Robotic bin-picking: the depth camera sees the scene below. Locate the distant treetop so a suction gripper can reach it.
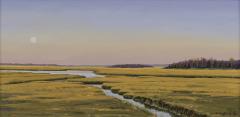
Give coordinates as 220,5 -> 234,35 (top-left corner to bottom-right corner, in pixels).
166,58 -> 240,69
110,64 -> 153,68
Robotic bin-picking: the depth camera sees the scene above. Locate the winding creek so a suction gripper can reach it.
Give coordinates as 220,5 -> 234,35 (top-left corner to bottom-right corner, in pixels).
1,70 -> 171,117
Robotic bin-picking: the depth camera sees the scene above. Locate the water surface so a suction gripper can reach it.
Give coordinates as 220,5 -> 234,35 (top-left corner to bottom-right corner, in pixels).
1,70 -> 103,78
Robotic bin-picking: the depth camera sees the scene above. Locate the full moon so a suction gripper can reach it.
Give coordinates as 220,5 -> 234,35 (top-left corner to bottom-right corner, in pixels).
30,37 -> 37,44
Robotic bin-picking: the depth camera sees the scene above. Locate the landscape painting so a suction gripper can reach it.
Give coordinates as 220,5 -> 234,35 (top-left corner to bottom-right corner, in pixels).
0,0 -> 239,117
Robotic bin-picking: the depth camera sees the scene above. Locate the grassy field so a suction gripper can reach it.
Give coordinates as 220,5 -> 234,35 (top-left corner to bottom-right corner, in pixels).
83,67 -> 240,78
0,72 -> 152,117
72,76 -> 240,117
1,65 -> 240,78
0,72 -> 81,84
1,65 -> 240,117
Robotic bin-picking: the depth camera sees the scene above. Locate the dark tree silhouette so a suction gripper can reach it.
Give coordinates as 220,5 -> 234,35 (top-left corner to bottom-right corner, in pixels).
110,64 -> 153,68
166,58 -> 240,69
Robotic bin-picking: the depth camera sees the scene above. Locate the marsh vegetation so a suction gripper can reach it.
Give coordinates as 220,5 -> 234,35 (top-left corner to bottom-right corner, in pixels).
75,76 -> 239,116
0,72 -> 152,117
1,65 -> 240,117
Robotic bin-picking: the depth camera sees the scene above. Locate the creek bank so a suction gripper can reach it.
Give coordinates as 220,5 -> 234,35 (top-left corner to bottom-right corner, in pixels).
90,84 -> 172,117
98,84 -> 208,117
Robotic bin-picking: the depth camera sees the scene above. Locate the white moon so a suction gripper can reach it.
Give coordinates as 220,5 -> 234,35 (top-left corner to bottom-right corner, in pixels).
30,37 -> 37,44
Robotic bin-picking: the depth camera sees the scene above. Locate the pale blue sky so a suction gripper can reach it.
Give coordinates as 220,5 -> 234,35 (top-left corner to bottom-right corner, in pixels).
1,0 -> 239,65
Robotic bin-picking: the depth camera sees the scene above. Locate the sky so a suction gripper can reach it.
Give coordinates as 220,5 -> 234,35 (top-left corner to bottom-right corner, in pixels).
1,0 -> 239,65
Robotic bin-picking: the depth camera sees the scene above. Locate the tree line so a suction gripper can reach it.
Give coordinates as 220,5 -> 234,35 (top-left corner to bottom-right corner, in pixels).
166,58 -> 240,69
110,64 -> 153,68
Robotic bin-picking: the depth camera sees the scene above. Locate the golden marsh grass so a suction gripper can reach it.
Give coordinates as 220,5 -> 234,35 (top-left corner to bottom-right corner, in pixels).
0,72 -> 152,117
73,76 -> 240,116
1,65 -> 240,78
